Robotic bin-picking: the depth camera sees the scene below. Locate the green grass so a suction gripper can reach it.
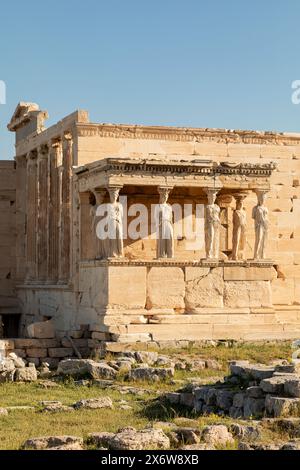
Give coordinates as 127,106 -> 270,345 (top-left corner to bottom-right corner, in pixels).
0,382 -> 149,450
0,341 -> 294,450
159,341 -> 292,366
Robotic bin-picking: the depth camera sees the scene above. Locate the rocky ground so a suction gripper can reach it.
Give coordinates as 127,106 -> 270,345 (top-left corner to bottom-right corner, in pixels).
0,341 -> 300,450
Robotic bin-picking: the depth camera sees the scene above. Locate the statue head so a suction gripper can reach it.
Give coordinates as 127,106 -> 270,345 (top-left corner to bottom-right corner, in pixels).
207,190 -> 217,205
236,200 -> 243,210
108,187 -> 120,204
256,190 -> 267,206
158,187 -> 170,204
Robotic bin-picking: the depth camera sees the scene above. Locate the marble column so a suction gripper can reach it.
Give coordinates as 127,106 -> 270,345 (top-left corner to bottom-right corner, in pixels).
37,144 -> 49,282
79,192 -> 93,260
155,186 -> 174,259
105,186 -> 124,258
232,192 -> 247,260
25,150 -> 38,282
48,140 -> 62,283
59,132 -> 72,284
204,188 -> 221,260
252,189 -> 269,260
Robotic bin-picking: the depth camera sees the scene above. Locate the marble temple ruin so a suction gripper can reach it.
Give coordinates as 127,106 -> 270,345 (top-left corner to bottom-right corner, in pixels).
1,102 -> 300,358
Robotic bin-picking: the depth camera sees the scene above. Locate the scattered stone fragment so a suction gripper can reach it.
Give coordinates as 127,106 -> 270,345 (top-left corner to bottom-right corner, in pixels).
155,356 -> 175,367
0,358 -> 15,383
22,435 -> 83,450
8,353 -> 25,368
0,408 -> 8,416
120,404 -> 132,410
6,406 -> 35,411
260,375 -> 294,395
230,423 -> 261,440
0,369 -> 15,383
108,427 -> 170,450
265,395 -> 300,417
15,366 -> 37,382
38,380 -> 60,389
87,432 -> 115,448
174,361 -> 186,371
187,359 -> 206,371
48,443 -> 84,450
38,362 -> 51,378
57,359 -> 117,380
202,425 -> 234,446
92,379 -> 114,388
135,351 -> 158,365
73,397 -> 113,410
229,361 -> 275,381
275,364 -> 297,374
129,366 -> 174,382
175,428 -> 201,445
40,401 -> 73,413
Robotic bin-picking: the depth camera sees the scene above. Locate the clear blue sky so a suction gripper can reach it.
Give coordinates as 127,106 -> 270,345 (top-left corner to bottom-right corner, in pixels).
0,0 -> 300,159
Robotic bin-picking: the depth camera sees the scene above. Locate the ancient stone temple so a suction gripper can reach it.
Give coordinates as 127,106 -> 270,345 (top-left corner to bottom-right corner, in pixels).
1,102 -> 300,350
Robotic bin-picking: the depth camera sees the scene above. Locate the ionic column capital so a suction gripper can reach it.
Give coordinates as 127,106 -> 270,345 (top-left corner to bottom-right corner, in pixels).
38,143 -> 49,158
26,149 -> 38,163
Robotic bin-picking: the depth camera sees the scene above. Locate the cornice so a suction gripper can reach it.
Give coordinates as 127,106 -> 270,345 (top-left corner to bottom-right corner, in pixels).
80,259 -> 275,268
75,158 -> 277,179
76,123 -> 300,146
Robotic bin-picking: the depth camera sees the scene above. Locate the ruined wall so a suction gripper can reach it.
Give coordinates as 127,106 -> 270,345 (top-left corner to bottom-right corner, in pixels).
0,161 -> 17,314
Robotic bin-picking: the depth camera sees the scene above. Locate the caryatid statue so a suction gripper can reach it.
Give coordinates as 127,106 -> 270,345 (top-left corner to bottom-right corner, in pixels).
232,193 -> 247,260
252,190 -> 269,260
204,189 -> 221,259
90,189 -> 106,259
155,187 -> 174,258
106,186 -> 124,258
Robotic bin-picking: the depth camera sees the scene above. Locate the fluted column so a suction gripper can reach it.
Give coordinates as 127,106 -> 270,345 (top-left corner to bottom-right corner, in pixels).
25,150 -> 38,282
79,192 -> 93,260
48,140 -> 62,283
59,132 -> 72,283
37,144 -> 49,282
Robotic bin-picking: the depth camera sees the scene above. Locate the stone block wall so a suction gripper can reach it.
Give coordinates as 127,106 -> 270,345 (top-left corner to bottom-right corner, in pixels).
0,161 -> 18,318
0,337 -> 90,368
77,127 -> 300,311
76,261 -> 300,343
